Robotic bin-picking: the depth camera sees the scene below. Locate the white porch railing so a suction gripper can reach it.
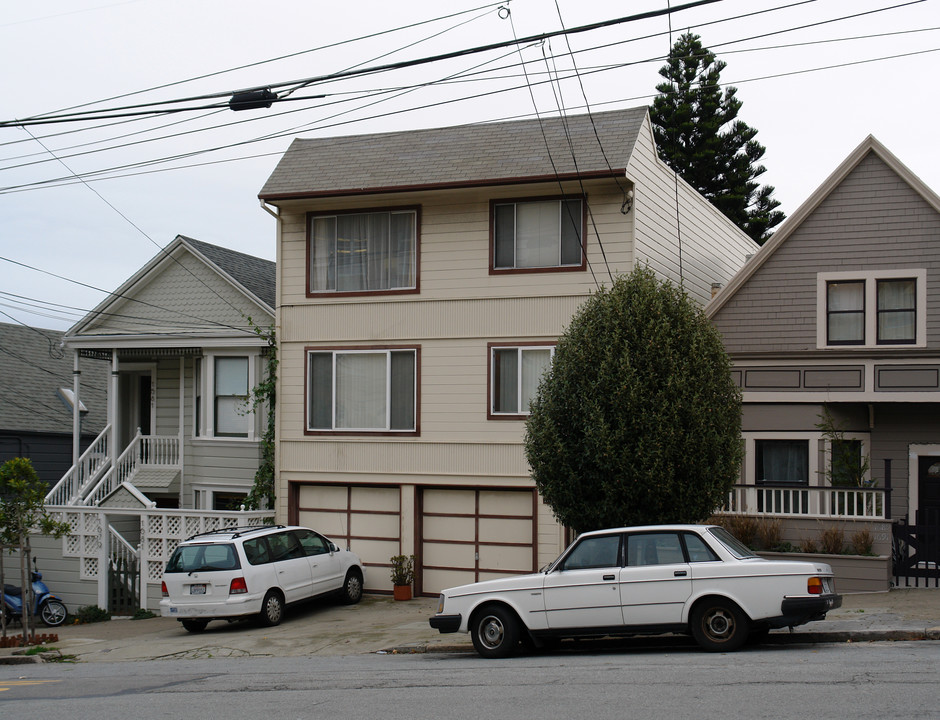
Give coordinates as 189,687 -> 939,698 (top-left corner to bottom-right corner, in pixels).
45,424 -> 112,505
84,431 -> 180,506
722,484 -> 887,520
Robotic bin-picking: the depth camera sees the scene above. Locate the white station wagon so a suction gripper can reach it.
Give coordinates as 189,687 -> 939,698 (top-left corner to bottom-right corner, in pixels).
429,524 -> 842,657
161,525 -> 364,632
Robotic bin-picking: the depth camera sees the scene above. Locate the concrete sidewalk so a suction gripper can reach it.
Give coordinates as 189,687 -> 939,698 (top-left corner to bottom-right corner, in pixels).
2,588 -> 938,664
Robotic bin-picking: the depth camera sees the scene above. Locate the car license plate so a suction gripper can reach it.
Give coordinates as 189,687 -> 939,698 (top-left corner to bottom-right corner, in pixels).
190,584 -> 207,595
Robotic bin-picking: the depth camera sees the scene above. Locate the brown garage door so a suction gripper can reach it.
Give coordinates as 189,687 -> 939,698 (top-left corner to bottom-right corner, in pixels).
294,483 -> 401,592
420,487 -> 537,595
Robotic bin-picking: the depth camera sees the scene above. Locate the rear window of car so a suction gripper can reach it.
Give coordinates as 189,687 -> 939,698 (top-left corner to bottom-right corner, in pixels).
165,543 -> 241,573
708,526 -> 758,559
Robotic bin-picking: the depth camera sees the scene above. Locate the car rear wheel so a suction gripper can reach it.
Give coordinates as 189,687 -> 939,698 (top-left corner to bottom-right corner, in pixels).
341,569 -> 363,605
470,605 -> 520,659
259,590 -> 284,627
181,619 -> 209,633
691,598 -> 749,652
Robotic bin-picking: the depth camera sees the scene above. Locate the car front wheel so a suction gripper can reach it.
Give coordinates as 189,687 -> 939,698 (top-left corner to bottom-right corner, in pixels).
470,605 -> 520,659
691,598 -> 749,652
259,590 -> 284,627
341,569 -> 363,605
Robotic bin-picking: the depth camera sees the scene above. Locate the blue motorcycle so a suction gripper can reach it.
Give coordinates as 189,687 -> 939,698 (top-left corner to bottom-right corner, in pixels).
2,564 -> 68,628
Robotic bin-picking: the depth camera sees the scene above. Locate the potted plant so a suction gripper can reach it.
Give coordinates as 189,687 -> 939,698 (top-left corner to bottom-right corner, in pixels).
390,554 -> 414,601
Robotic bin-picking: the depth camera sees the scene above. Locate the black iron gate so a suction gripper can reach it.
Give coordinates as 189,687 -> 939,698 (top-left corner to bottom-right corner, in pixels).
892,517 -> 940,588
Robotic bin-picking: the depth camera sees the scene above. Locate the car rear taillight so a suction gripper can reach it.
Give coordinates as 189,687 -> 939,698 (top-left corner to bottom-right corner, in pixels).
230,577 -> 248,594
161,581 -> 168,598
808,577 -> 823,595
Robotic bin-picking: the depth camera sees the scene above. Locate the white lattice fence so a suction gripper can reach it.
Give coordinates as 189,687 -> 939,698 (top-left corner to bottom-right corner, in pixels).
55,509 -> 103,580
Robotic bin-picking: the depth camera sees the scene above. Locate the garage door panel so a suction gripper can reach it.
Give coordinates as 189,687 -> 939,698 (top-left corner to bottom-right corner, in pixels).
298,510 -> 347,538
423,541 -> 476,568
351,486 -> 400,512
424,569 -> 475,593
423,488 -> 476,514
299,485 -> 348,510
352,538 -> 400,568
423,515 -> 475,542
478,517 -> 532,544
351,512 -> 399,539
478,490 -> 531,515
478,544 -> 533,573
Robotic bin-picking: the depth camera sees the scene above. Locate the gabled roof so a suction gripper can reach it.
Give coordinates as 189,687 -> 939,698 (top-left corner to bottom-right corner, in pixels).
0,322 -> 108,435
180,236 -> 275,309
66,235 -> 275,339
706,135 -> 940,318
259,107 -> 649,200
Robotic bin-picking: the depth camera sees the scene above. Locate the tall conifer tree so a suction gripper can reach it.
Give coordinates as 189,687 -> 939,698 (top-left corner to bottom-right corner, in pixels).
651,32 -> 784,244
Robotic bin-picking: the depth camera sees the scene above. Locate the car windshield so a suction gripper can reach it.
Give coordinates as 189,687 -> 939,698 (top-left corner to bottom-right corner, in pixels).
165,543 -> 240,573
708,526 -> 758,559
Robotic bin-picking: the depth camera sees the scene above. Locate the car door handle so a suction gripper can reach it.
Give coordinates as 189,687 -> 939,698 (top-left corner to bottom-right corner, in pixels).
674,571 -> 687,577
603,574 -> 615,581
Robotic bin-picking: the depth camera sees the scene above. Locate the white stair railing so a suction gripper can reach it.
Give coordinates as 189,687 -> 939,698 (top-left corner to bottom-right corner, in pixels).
45,424 -> 112,505
83,431 -> 180,506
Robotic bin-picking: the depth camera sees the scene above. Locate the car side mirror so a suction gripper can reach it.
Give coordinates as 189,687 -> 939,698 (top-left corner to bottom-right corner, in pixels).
329,542 -> 338,554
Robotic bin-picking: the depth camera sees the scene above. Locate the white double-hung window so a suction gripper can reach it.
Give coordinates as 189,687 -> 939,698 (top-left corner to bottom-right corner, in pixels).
492,197 -> 584,271
818,269 -> 925,348
307,348 -> 418,433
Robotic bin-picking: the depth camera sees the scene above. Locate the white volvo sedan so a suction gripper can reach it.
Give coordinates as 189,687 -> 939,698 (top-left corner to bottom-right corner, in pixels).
429,524 -> 841,657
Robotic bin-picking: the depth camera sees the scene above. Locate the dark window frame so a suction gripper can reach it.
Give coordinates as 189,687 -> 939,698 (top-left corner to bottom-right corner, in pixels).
826,279 -> 865,346
755,439 -> 810,486
876,277 -> 917,345
487,341 -> 556,420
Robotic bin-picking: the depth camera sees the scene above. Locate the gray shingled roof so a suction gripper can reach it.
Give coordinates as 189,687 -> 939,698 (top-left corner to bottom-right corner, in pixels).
180,237 -> 275,310
0,323 -> 108,435
259,107 -> 648,199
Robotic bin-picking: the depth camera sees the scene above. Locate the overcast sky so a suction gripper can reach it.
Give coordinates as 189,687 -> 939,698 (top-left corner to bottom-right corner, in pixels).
1,0 -> 937,332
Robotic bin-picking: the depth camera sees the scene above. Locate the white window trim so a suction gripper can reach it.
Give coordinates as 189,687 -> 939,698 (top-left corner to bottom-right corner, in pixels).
489,344 -> 555,417
306,348 -> 418,433
193,485 -> 250,511
744,431 -> 870,488
194,352 -> 257,441
817,269 -> 927,349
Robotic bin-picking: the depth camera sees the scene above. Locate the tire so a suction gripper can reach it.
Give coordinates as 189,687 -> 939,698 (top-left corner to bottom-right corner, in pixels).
40,600 -> 68,627
259,590 -> 284,627
690,598 -> 749,652
470,605 -> 520,659
340,569 -> 363,605
181,619 -> 209,633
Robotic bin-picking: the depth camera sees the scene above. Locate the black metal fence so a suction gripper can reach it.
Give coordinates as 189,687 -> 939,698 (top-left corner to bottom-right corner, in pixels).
892,518 -> 940,588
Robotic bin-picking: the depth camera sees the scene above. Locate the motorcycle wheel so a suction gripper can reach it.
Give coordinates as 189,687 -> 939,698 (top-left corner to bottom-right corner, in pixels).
40,600 -> 68,627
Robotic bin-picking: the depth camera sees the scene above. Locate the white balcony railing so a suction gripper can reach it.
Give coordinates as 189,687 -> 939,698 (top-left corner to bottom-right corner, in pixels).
84,431 -> 180,506
722,484 -> 887,520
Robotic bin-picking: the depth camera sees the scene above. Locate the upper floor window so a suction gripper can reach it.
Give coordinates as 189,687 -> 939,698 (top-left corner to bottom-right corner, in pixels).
307,347 -> 418,434
489,344 -> 554,418
491,197 -> 584,272
817,270 -> 925,348
308,208 -> 418,295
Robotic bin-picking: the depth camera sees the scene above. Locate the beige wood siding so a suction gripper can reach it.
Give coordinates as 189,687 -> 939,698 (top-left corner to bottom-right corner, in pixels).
627,118 -> 758,305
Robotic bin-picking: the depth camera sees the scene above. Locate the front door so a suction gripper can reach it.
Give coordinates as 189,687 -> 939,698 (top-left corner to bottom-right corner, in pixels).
118,370 -> 153,451
542,533 -> 623,630
917,456 -> 940,527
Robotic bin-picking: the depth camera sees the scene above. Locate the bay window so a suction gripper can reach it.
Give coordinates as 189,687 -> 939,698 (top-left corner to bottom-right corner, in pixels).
307,348 -> 418,433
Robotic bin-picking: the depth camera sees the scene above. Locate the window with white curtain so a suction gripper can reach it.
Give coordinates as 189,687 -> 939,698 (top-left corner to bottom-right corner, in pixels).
214,356 -> 250,437
309,209 -> 416,293
492,198 -> 583,271
490,345 -> 554,416
826,280 -> 865,344
307,348 -> 417,432
755,440 -> 808,485
877,278 -> 916,344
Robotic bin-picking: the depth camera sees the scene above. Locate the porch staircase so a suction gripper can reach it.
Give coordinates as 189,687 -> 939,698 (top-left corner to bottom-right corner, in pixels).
46,427 -> 180,508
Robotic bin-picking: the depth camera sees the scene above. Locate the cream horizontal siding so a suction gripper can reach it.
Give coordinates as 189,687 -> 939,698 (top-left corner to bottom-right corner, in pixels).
627,119 -> 758,305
